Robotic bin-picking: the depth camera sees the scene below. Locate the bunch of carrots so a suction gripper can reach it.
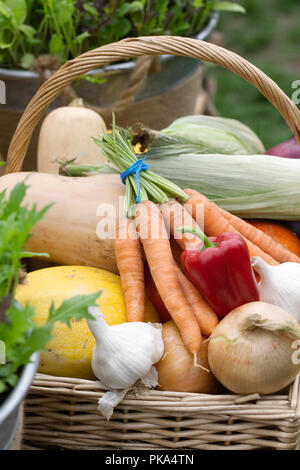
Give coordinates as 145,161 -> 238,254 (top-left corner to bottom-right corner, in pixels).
115,189 -> 300,366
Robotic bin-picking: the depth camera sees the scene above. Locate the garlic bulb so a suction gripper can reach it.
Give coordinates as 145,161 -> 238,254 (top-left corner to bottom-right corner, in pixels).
251,256 -> 300,321
87,306 -> 164,390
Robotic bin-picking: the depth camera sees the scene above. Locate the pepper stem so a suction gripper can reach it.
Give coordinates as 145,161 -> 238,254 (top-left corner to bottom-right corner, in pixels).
177,226 -> 218,249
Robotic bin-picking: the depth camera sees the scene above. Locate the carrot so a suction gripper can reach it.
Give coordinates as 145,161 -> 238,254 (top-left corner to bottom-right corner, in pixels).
160,199 -> 203,251
135,200 -> 202,360
218,208 -> 300,264
169,236 -> 183,265
185,189 -> 300,264
175,264 -> 219,336
184,189 -> 279,266
114,219 -> 145,322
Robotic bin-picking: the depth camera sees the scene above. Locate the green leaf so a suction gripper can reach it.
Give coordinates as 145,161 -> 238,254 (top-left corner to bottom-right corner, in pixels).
83,4 -> 98,17
0,178 -> 104,396
130,1 -> 144,13
155,0 -> 169,24
118,2 -> 131,17
20,52 -> 34,69
5,0 -> 27,26
0,363 -> 15,378
0,2 -> 13,19
193,0 -> 205,7
0,380 -> 6,393
213,2 -> 246,13
172,20 -> 191,35
20,251 -> 49,258
112,18 -> 131,38
77,73 -> 106,85
19,23 -> 35,39
49,34 -> 64,57
75,31 -> 90,47
47,290 -> 102,327
19,23 -> 40,47
6,373 -> 18,387
0,302 -> 35,351
22,322 -> 53,354
58,3 -> 74,25
3,180 -> 27,214
0,181 -> 51,300
0,28 -> 15,49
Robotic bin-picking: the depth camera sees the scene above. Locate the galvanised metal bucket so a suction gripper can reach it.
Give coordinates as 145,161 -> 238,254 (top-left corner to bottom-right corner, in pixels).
0,13 -> 218,170
0,353 -> 39,450
0,13 -> 218,111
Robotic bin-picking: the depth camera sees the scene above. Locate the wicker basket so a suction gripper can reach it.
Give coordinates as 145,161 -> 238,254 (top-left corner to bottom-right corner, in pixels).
22,374 -> 300,450
4,36 -> 300,450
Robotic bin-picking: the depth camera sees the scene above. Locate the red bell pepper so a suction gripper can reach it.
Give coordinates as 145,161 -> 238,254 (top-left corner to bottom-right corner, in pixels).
179,227 -> 259,319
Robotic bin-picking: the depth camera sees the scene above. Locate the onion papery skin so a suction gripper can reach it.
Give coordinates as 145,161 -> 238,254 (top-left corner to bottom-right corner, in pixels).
156,321 -> 219,393
208,302 -> 300,395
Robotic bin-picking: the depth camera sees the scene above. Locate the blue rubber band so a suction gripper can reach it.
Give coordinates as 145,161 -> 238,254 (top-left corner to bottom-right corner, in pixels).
120,158 -> 149,203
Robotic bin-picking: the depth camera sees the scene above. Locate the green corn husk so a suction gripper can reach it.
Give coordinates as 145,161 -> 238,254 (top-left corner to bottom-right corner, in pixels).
60,151 -> 300,220
133,115 -> 265,157
143,153 -> 300,220
59,114 -> 299,220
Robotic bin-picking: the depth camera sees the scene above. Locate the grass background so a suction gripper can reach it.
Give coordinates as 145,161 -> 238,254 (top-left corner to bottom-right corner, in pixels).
209,0 -> 300,149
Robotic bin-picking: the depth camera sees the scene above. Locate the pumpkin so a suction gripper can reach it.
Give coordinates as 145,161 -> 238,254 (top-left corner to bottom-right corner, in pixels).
16,266 -> 160,379
248,220 -> 300,257
0,171 -> 125,273
37,100 -> 107,174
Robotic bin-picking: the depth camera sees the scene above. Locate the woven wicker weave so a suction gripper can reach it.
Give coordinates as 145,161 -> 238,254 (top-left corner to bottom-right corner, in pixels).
4,36 -> 300,450
23,374 -> 300,450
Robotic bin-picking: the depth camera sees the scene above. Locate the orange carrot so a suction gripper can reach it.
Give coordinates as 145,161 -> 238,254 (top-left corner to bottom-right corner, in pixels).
160,199 -> 203,251
170,236 -> 183,265
185,189 -> 300,264
135,200 -> 202,359
175,264 -> 218,336
115,219 -> 145,322
218,208 -> 300,264
184,189 -> 279,266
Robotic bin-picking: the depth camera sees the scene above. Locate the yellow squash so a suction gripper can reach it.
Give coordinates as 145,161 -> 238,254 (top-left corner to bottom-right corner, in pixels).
16,266 -> 159,380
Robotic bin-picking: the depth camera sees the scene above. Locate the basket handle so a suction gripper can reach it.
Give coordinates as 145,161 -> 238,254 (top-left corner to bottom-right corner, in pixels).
5,36 -> 300,174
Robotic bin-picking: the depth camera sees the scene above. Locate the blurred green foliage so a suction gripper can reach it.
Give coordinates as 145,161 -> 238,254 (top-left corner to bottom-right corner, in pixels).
211,0 -> 300,148
0,0 -> 244,69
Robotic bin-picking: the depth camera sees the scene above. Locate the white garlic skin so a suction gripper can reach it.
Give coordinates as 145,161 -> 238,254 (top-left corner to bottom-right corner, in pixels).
251,256 -> 300,322
87,307 -> 164,390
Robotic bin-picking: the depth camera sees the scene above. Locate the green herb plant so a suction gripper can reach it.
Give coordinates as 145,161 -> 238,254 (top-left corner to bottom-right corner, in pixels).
0,0 -> 245,70
0,178 -> 100,395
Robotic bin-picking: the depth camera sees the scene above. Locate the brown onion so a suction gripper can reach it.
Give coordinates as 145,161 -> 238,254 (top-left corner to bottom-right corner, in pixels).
208,301 -> 300,395
156,321 -> 219,393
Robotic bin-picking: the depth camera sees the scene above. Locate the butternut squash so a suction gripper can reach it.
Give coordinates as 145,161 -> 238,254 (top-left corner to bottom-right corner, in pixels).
37,100 -> 107,174
0,172 -> 125,273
